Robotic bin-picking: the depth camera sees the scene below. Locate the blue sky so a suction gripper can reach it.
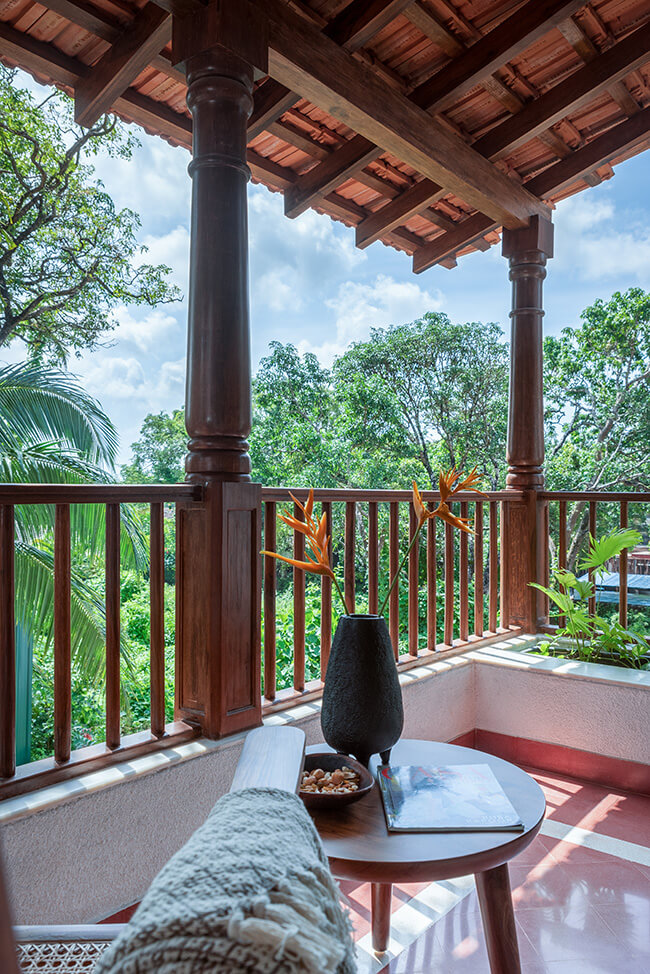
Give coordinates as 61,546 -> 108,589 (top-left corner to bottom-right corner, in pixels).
6,72 -> 650,465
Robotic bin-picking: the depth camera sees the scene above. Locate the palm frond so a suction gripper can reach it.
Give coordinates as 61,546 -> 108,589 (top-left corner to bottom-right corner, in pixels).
579,529 -> 643,572
0,361 -> 118,467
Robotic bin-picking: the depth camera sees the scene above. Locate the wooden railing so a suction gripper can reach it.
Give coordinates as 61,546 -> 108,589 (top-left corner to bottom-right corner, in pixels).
0,484 -> 202,798
4,484 -> 649,798
541,491 -> 650,629
260,488 -> 524,711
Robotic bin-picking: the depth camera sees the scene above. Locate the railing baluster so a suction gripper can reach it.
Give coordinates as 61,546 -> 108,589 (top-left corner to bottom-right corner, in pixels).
427,511 -> 437,650
444,520 -> 454,646
368,501 -> 378,615
408,503 -> 419,657
588,500 -> 597,615
293,501 -> 305,692
54,504 -> 71,763
474,500 -> 484,637
105,503 -> 121,751
263,502 -> 277,701
558,500 -> 567,627
0,505 -> 15,778
459,501 -> 469,642
389,502 -> 399,659
619,500 -> 628,629
320,501 -> 332,680
345,501 -> 356,614
489,500 -> 498,633
149,502 -> 165,738
499,500 -> 510,629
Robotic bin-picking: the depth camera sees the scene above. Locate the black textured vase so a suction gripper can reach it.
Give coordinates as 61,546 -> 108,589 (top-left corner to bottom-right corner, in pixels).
321,614 -> 404,767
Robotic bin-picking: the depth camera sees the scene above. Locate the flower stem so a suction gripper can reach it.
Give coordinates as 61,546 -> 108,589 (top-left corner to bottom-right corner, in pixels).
332,572 -> 352,616
377,520 -> 424,618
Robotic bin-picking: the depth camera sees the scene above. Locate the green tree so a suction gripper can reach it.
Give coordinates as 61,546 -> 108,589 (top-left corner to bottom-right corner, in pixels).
334,314 -> 509,488
0,361 -> 143,759
122,408 -> 187,483
0,68 -> 179,362
544,287 -> 650,564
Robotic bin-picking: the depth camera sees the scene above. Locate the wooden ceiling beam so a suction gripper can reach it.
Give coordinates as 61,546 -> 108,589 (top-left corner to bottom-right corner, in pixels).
355,177 -> 444,248
74,3 -> 171,126
413,213 -> 496,273
249,79 -> 298,139
473,21 -> 650,159
557,15 -> 640,117
406,1 -> 464,56
40,0 -> 184,81
325,0 -> 413,51
409,0 -> 585,113
285,134 -> 378,215
526,105 -> 650,197
259,0 -> 547,228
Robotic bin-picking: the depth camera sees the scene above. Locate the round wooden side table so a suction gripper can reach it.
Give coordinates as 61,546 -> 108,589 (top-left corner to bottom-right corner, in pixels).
307,739 -> 546,972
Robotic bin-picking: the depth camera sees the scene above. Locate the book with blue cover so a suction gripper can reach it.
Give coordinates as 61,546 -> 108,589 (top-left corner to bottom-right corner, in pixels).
377,763 -> 524,832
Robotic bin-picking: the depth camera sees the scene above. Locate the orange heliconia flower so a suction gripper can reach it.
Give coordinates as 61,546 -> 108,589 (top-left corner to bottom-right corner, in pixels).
261,489 -> 335,579
412,467 -> 487,534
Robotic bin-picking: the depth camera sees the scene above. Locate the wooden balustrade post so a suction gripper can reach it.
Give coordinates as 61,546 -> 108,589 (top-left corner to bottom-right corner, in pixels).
171,3 -> 267,737
501,215 -> 553,631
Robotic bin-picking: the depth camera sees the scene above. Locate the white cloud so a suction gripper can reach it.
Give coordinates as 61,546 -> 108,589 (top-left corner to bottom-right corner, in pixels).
249,187 -> 366,315
140,225 -> 190,293
298,274 -> 445,364
553,193 -> 650,281
112,307 -> 181,352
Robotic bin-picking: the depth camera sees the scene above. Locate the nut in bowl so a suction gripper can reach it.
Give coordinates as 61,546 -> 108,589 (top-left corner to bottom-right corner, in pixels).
299,753 -> 374,810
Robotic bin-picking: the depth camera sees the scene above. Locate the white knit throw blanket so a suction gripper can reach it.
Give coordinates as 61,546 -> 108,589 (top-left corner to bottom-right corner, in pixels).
95,788 -> 356,974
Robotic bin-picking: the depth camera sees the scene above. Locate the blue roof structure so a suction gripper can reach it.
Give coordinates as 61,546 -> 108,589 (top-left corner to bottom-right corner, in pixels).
578,572 -> 650,607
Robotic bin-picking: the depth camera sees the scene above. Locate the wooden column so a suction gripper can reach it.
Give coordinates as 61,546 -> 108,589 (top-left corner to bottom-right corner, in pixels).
501,215 -> 553,631
172,3 -> 267,737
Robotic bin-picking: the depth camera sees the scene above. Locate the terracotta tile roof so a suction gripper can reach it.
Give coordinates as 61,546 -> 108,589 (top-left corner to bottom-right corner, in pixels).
0,0 -> 649,269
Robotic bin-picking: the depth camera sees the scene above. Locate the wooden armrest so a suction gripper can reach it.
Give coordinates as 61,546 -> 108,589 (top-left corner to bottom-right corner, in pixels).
229,726 -> 305,794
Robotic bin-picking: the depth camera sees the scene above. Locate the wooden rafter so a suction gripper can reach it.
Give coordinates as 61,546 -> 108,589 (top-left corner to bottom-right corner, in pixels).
249,79 -> 298,139
355,178 -> 444,248
413,212 -> 496,273
258,0 -> 547,228
409,0 -> 586,113
474,20 -> 650,159
74,3 -> 171,126
281,0 -> 586,234
526,105 -> 650,197
325,0 -> 413,50
557,15 -> 640,117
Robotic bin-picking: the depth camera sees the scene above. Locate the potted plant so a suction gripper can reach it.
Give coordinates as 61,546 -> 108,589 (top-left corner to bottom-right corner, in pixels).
262,470 -> 484,765
530,528 -> 649,669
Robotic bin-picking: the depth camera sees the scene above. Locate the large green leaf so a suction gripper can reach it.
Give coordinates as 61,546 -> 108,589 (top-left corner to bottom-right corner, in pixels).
580,529 -> 643,572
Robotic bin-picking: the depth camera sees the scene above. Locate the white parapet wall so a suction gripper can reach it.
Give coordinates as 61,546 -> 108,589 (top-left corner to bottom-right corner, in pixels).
0,654 -> 475,924
1,637 -> 648,925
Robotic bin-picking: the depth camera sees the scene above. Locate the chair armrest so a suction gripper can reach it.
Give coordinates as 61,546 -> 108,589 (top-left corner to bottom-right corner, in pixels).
229,726 -> 305,794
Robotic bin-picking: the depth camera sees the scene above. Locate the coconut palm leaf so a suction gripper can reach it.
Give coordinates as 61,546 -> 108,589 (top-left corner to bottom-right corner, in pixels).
0,361 -> 118,466
16,541 -> 136,688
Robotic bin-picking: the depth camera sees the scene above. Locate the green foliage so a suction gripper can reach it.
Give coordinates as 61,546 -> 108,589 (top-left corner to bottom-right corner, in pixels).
0,67 -> 179,362
335,314 -> 509,488
122,408 -> 186,484
544,287 -> 650,494
531,529 -> 647,666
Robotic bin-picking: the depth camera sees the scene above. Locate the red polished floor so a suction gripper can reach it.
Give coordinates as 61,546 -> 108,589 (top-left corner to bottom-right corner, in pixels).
343,768 -> 650,973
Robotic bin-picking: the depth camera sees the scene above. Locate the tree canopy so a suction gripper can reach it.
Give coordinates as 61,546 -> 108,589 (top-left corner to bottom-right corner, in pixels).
123,289 -> 650,501
0,68 -> 180,362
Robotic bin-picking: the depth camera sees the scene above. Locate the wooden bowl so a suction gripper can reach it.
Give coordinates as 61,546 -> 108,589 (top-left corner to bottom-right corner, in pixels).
299,753 -> 374,810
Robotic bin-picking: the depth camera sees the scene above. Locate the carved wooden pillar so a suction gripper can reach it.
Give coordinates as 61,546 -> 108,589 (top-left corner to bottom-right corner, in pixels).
172,4 -> 268,737
500,216 -> 553,631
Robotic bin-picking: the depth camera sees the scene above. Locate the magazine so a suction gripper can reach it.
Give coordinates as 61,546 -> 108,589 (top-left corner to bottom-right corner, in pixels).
377,763 -> 524,832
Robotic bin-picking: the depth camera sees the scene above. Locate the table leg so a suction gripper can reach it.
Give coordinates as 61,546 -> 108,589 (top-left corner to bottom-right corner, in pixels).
475,863 -> 521,974
371,883 -> 392,952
